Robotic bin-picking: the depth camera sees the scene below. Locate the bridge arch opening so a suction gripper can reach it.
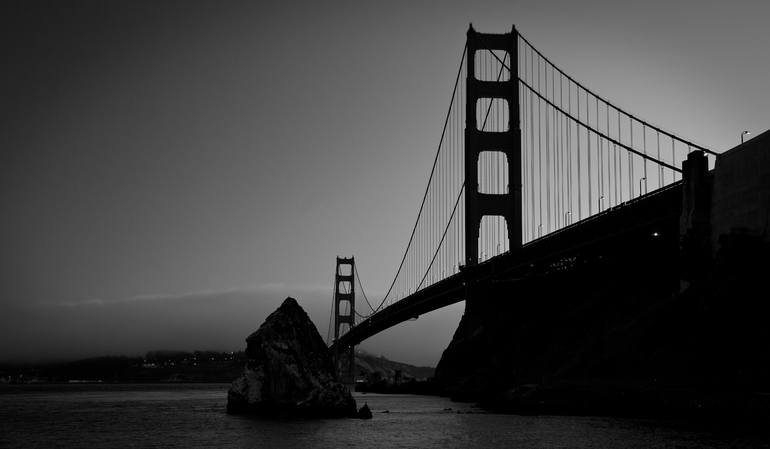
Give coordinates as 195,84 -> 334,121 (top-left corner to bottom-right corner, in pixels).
477,151 -> 509,194
335,298 -> 353,336
473,49 -> 510,82
478,215 -> 510,263
337,280 -> 352,292
475,98 -> 509,132
337,323 -> 352,337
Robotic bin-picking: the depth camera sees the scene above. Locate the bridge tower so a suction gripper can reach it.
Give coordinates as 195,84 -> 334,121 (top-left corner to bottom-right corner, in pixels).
464,25 -> 521,266
332,256 -> 356,384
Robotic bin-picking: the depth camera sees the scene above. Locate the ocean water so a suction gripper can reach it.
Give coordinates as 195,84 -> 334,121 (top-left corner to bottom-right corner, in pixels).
0,384 -> 764,448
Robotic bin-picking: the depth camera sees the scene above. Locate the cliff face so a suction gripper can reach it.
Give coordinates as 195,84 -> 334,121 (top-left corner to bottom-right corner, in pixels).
436,224 -> 679,399
436,235 -> 770,417
436,135 -> 770,420
227,297 -> 357,418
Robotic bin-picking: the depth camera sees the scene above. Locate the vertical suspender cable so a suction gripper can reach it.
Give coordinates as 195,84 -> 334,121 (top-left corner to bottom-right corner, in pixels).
576,84 -> 582,220
604,101 -> 617,205
545,64 -> 550,233
643,125 -> 648,194
529,47 -> 535,240
616,108 -> 620,204
567,80 -> 575,224
657,130 -> 662,189
586,88 -> 591,216
629,116 -> 634,199
594,97 -> 599,211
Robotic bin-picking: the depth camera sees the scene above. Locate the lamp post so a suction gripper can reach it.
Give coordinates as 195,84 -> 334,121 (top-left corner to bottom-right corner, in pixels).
741,131 -> 751,144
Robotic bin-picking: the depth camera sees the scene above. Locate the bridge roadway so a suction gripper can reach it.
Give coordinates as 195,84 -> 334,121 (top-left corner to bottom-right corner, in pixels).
331,181 -> 684,351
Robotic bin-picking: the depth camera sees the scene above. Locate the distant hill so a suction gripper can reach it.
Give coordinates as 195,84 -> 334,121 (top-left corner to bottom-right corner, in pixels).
0,349 -> 434,385
355,351 -> 434,382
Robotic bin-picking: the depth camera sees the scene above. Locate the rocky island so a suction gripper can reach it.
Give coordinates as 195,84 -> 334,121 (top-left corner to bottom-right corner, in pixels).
227,297 -> 358,418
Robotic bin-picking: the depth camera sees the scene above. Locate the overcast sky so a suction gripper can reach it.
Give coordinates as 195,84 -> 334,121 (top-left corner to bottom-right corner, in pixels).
1,0 -> 767,365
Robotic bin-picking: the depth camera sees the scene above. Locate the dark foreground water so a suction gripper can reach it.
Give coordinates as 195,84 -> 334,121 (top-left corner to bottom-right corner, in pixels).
0,384 -> 764,448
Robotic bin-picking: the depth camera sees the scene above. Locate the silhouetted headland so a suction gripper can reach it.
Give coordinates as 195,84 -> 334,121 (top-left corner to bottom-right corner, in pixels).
354,351 -> 436,394
435,131 -> 770,430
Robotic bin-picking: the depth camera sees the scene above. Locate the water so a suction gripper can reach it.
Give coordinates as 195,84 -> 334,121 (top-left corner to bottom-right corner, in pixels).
0,384 -> 763,448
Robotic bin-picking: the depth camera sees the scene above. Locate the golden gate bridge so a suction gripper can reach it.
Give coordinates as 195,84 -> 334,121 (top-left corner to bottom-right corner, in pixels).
326,25 -> 719,381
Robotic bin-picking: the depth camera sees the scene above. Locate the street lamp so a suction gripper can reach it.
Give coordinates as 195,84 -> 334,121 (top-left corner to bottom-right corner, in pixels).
741,131 -> 751,144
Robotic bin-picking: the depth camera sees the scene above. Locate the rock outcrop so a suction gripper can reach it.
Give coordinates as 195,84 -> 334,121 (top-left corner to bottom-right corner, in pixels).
227,297 -> 357,418
356,403 -> 372,419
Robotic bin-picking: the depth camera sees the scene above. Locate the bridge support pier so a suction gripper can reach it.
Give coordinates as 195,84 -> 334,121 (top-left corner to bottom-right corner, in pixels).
332,257 -> 356,386
680,151 -> 712,285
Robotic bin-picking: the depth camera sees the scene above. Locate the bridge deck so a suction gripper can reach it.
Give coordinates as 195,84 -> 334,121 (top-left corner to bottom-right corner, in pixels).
331,182 -> 683,351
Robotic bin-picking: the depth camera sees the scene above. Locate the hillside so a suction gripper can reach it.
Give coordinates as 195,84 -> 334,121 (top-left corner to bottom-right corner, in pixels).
355,351 -> 434,382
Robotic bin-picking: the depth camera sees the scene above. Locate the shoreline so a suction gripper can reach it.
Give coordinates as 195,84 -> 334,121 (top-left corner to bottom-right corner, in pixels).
4,381 -> 767,434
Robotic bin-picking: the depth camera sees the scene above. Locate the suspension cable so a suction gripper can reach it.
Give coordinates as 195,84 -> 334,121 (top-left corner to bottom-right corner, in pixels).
326,277 -> 335,344
415,50 -> 507,290
371,45 -> 468,313
519,79 -> 681,172
357,31 -> 697,324
512,32 -> 717,156
416,182 -> 464,290
353,262 -> 377,314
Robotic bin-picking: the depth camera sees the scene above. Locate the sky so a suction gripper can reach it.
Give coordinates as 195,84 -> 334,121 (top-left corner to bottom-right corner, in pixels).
1,0 -> 768,365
